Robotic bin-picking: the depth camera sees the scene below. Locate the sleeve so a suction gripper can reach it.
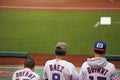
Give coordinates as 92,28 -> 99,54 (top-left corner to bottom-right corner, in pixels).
32,76 -> 41,80
111,65 -> 119,80
71,64 -> 79,80
78,63 -> 86,80
12,72 -> 17,80
43,62 -> 48,79
36,74 -> 41,80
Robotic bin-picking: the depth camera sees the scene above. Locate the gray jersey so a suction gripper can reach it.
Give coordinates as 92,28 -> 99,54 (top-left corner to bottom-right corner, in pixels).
43,59 -> 79,80
12,68 -> 40,80
79,58 -> 119,80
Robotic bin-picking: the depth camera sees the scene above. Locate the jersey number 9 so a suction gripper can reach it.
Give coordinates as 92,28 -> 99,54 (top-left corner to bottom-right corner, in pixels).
52,73 -> 60,80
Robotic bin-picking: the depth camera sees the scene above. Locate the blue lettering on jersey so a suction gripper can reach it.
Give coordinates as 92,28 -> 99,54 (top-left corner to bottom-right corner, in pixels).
16,71 -> 36,79
87,67 -> 109,76
49,64 -> 64,72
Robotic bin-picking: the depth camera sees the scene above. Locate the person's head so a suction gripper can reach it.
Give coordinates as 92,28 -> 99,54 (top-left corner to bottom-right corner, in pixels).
24,58 -> 35,70
55,42 -> 68,56
93,40 -> 106,56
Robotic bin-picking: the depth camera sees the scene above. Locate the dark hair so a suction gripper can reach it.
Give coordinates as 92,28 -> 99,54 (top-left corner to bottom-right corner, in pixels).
24,58 -> 35,69
55,47 -> 66,56
94,50 -> 105,55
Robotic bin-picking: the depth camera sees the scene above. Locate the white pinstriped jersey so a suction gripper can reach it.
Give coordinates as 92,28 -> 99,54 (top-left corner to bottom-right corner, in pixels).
43,59 -> 79,80
12,68 -> 40,80
79,58 -> 119,80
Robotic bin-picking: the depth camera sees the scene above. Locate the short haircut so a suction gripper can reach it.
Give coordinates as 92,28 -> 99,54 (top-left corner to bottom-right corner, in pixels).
24,58 -> 35,69
94,50 -> 105,55
55,46 -> 66,56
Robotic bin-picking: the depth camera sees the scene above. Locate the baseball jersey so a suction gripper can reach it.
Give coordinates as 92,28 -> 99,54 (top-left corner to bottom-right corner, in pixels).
43,59 -> 79,80
12,68 -> 40,80
79,58 -> 119,80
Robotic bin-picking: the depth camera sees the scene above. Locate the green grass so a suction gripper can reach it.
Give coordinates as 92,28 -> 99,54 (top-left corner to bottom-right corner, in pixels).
0,10 -> 120,55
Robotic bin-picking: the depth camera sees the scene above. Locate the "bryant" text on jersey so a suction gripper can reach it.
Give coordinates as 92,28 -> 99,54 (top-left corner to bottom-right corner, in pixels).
87,67 -> 109,76
16,71 -> 36,79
